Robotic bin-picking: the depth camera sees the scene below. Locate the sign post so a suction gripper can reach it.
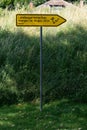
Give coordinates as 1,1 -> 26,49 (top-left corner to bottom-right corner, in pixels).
16,14 -> 66,111
40,26 -> 43,111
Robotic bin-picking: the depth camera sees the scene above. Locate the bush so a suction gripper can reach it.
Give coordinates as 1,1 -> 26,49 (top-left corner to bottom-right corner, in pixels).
32,0 -> 47,6
14,0 -> 27,6
19,84 -> 38,102
0,0 -> 49,8
0,63 -> 18,105
0,24 -> 87,105
0,0 -> 13,8
0,84 -> 18,106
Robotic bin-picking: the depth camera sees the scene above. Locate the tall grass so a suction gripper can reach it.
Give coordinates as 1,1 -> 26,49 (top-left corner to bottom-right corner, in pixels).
0,5 -> 87,104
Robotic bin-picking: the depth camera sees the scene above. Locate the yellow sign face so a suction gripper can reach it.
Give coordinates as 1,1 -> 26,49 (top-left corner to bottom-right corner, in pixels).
16,14 -> 66,27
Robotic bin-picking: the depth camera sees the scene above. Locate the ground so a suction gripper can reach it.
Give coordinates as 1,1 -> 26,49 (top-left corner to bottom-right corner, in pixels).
0,99 -> 87,130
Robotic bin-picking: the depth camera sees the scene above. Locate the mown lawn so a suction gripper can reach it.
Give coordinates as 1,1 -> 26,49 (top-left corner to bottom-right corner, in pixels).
0,100 -> 87,130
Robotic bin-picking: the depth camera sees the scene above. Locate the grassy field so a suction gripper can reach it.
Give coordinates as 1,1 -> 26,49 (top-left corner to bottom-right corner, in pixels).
0,4 -> 87,129
0,100 -> 87,130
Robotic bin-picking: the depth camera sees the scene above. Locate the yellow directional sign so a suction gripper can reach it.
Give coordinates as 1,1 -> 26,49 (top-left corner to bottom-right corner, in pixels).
16,14 -> 66,27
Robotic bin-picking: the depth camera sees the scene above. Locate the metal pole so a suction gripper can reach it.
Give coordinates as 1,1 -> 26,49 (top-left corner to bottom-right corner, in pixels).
40,26 -> 43,111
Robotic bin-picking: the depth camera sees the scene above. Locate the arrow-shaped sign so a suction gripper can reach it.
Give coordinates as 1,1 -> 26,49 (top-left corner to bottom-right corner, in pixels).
16,14 -> 66,27
16,13 -> 66,111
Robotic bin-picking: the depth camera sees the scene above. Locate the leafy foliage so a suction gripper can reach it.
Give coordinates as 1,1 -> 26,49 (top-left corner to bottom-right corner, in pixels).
0,63 -> 18,105
0,0 -> 13,8
32,0 -> 47,6
0,0 -> 48,8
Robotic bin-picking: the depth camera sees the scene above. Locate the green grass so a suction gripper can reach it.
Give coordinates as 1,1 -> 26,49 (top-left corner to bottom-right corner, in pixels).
0,6 -> 87,130
0,6 -> 87,103
0,100 -> 87,130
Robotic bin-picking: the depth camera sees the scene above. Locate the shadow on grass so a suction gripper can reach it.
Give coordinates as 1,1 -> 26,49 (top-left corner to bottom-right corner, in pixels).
0,24 -> 87,105
43,25 -> 87,103
0,100 -> 87,130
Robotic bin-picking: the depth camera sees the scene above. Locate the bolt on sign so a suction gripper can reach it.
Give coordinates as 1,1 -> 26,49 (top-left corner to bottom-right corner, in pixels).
16,14 -> 66,27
